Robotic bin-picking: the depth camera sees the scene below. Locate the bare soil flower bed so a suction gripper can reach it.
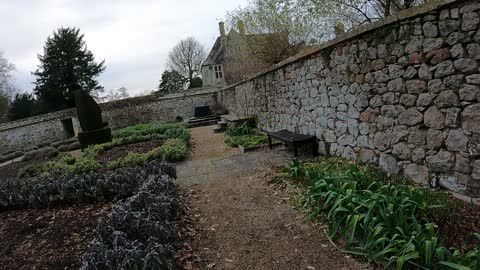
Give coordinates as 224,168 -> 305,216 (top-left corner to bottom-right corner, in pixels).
0,202 -> 113,270
0,159 -> 43,180
95,139 -> 163,165
428,198 -> 480,249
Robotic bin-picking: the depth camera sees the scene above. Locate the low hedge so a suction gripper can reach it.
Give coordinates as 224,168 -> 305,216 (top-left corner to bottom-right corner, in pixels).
107,139 -> 187,170
31,122 -> 190,178
45,154 -> 102,175
0,160 -> 175,210
113,122 -> 189,142
84,122 -> 190,159
81,166 -> 178,270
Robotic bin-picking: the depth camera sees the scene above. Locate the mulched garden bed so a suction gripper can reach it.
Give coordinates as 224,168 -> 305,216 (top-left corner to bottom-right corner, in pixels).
428,197 -> 480,250
0,159 -> 44,180
95,139 -> 163,165
0,202 -> 113,270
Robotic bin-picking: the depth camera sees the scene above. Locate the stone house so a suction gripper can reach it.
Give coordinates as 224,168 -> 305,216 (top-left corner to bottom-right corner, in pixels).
201,22 -> 271,87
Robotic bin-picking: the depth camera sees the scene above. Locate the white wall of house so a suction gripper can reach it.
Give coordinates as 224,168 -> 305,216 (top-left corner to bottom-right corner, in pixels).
202,64 -> 225,87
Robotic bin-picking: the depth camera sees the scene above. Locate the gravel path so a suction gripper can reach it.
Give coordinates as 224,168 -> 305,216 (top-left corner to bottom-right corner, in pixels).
175,125 -> 368,270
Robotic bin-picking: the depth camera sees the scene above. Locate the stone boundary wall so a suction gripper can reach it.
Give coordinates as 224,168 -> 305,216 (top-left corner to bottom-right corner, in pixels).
1,89 -> 218,153
218,0 -> 480,197
0,109 -> 77,153
100,87 -> 218,129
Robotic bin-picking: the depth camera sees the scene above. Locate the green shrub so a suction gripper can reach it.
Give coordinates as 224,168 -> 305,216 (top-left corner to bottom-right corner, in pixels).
225,122 -> 253,136
160,138 -> 187,162
107,138 -> 187,169
113,122 -> 188,139
45,154 -> 101,175
225,133 -> 268,148
40,122 -> 190,175
224,122 -> 269,148
84,122 -> 189,159
107,152 -> 149,170
283,158 -> 480,269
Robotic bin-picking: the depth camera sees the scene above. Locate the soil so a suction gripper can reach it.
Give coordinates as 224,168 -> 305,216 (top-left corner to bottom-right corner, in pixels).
175,126 -> 367,270
95,140 -> 163,165
0,159 -> 44,180
0,202 -> 113,270
187,126 -> 239,161
429,198 -> 480,249
176,171 -> 368,270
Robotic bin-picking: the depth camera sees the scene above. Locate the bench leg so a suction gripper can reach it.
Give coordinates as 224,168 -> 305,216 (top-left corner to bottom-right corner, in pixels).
313,139 -> 319,156
294,143 -> 298,157
268,135 -> 272,150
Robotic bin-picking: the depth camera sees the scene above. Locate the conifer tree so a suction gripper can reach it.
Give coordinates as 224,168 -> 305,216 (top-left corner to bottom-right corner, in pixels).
33,27 -> 105,112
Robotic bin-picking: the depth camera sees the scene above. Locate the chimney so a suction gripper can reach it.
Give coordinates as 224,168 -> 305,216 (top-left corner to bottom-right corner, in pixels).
237,20 -> 245,36
219,22 -> 226,37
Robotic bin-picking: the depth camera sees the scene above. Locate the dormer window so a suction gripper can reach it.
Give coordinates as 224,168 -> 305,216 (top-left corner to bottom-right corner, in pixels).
214,65 -> 223,79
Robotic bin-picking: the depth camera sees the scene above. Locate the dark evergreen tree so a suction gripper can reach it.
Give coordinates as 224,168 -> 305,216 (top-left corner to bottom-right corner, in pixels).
33,27 -> 105,112
188,77 -> 203,89
157,70 -> 186,95
8,93 -> 38,121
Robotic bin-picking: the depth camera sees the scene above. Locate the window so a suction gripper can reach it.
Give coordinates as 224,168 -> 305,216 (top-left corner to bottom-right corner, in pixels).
214,65 -> 223,79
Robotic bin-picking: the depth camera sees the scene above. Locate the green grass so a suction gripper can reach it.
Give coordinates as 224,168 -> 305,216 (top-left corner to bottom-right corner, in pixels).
280,158 -> 480,270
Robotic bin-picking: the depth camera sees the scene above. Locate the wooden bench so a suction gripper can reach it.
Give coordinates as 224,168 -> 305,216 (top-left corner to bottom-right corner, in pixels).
267,129 -> 318,157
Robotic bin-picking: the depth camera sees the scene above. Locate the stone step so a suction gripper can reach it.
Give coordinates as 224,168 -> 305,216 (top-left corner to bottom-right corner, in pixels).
187,115 -> 219,124
187,118 -> 219,128
213,124 -> 227,133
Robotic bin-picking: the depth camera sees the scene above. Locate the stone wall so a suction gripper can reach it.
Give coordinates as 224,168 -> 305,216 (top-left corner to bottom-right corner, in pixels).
218,0 -> 480,197
100,88 -> 218,129
0,109 -> 77,153
0,89 -> 218,153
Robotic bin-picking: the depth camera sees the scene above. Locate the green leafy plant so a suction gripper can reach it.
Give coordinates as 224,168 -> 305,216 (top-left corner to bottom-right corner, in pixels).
107,138 -> 188,170
45,154 -> 102,175
224,122 -> 269,148
224,134 -> 268,148
285,157 -> 304,178
283,158 -> 480,269
160,138 -> 188,162
225,122 -> 253,136
112,122 -> 189,142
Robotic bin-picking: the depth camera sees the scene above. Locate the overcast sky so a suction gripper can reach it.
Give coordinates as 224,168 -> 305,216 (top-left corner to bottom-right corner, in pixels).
0,0 -> 247,96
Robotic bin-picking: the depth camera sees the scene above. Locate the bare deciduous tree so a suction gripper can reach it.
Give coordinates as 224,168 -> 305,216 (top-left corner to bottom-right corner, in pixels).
168,37 -> 206,86
97,87 -> 130,102
0,51 -> 16,121
310,0 -> 429,30
226,0 -> 327,66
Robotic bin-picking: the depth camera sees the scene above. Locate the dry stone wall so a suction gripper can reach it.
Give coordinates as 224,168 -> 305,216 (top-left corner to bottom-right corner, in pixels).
219,0 -> 480,197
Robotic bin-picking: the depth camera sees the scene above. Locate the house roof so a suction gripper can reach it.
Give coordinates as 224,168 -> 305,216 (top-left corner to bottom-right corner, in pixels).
202,37 -> 225,66
202,30 -> 281,67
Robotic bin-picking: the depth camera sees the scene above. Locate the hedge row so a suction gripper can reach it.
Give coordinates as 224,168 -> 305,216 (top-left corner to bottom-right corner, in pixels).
81,167 -> 178,269
0,161 -> 176,210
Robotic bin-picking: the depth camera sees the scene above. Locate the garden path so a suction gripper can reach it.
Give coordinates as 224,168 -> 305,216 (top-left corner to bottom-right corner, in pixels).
175,125 -> 368,270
